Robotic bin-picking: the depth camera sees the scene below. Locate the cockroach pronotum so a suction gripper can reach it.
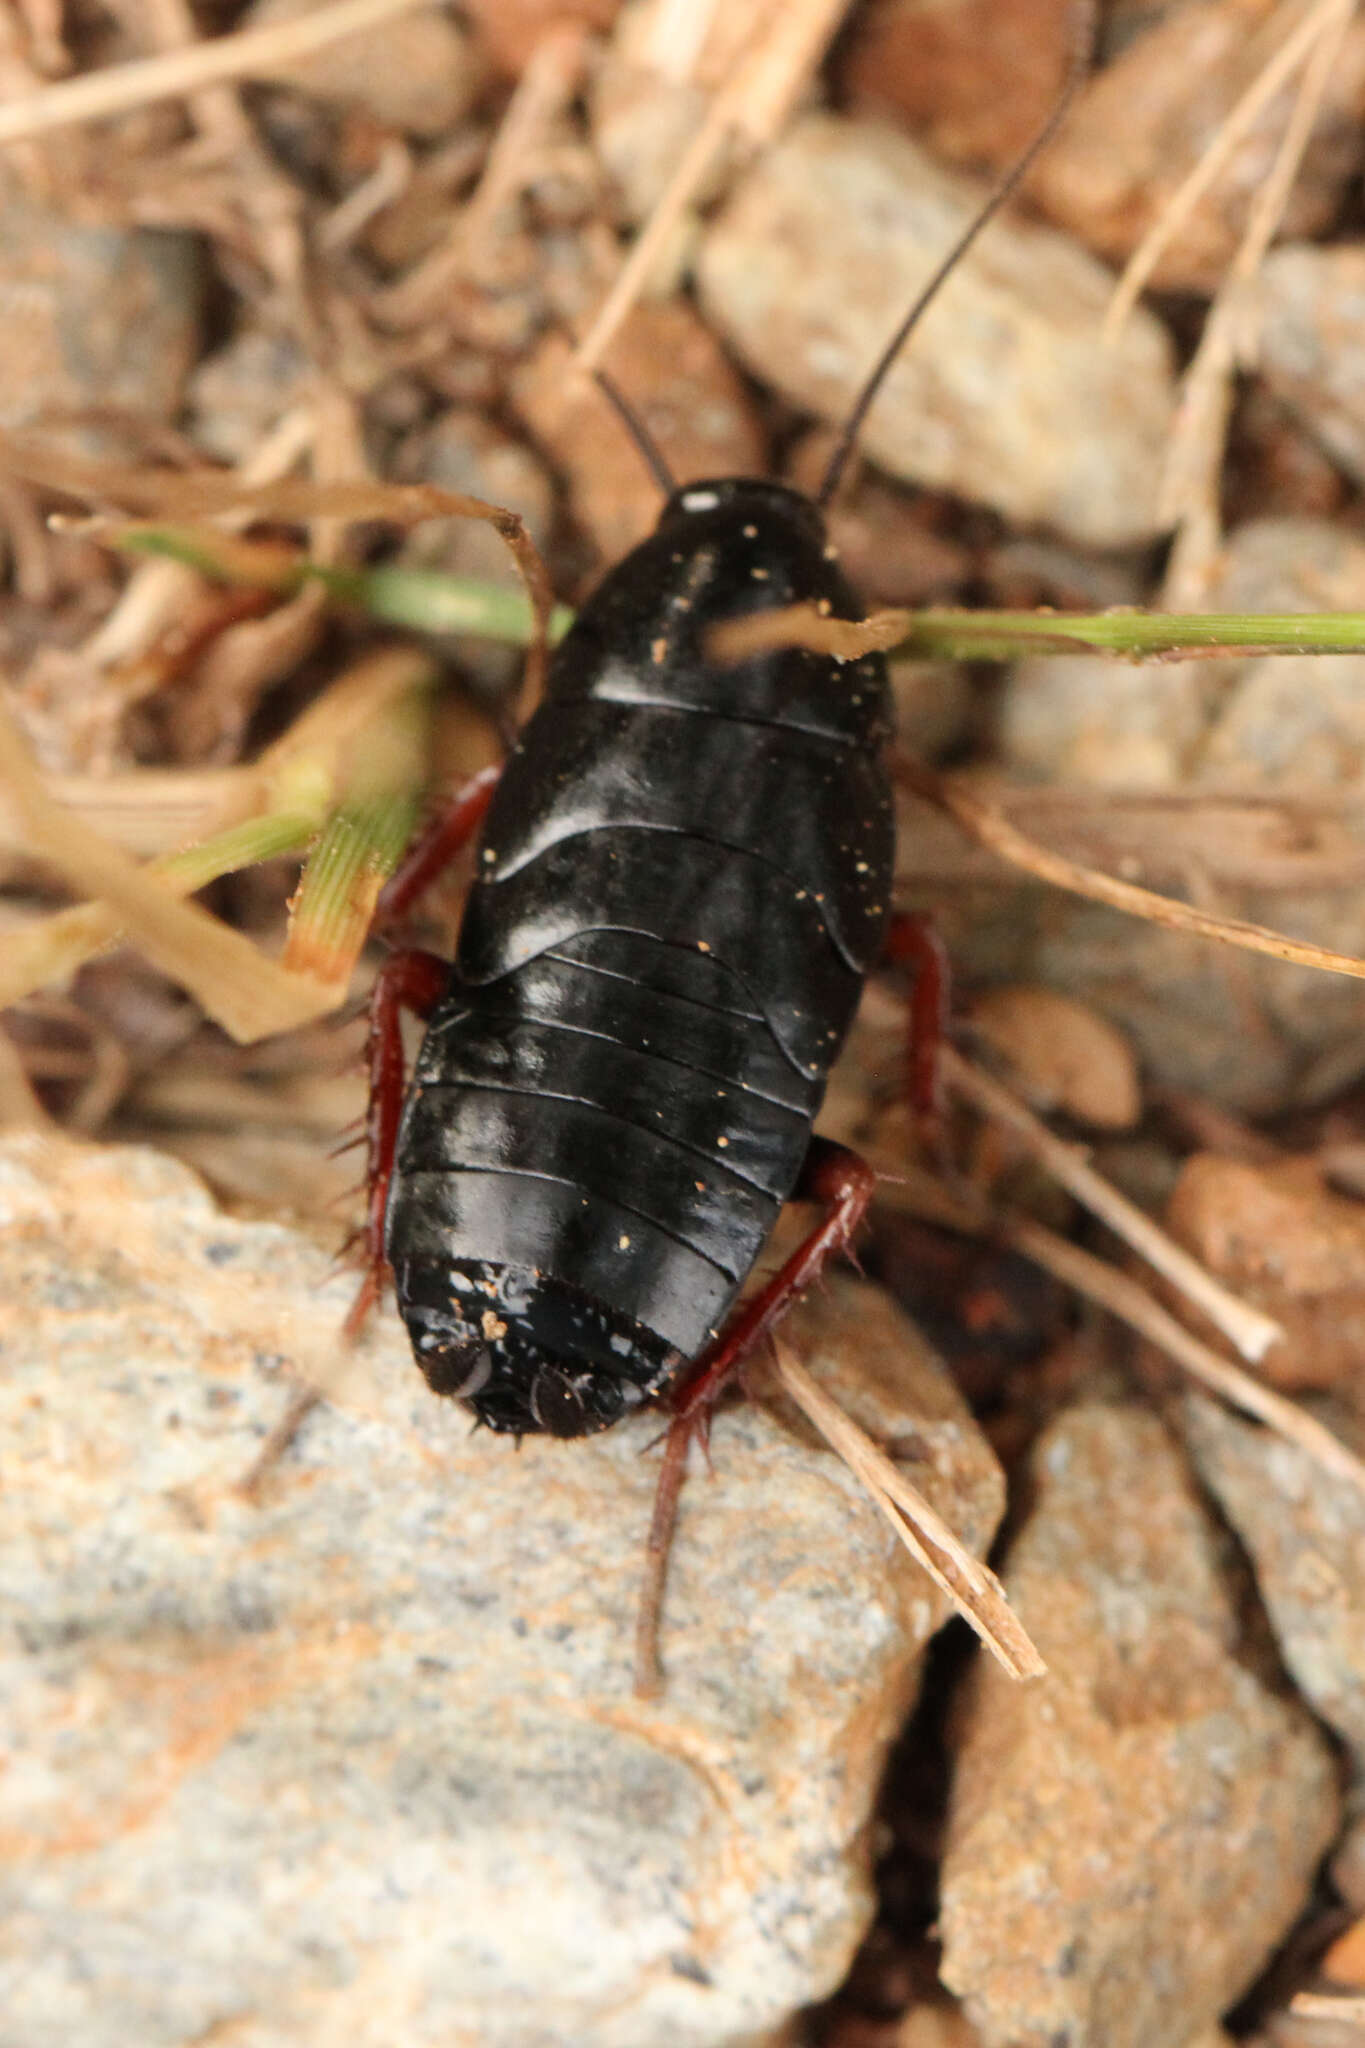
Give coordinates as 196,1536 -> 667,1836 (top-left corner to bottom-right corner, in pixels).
348,56 -> 1087,1675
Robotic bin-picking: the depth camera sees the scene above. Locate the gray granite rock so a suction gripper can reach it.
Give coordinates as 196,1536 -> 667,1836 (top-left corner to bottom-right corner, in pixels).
244,0 -> 486,134
187,327 -> 310,466
696,114 -> 1176,548
1182,1392 -> 1365,1772
0,1135 -> 1004,2048
1256,243 -> 1365,490
940,1402 -> 1339,2048
0,187 -> 202,432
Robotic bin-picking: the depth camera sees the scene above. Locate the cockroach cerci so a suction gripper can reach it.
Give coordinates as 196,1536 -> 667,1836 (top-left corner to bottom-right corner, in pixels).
348,73 -> 1084,1522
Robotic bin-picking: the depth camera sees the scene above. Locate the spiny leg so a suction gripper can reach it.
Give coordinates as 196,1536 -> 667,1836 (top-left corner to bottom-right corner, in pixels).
239,947 -> 450,1498
343,946 -> 449,1340
242,768 -> 501,1493
344,760 -> 504,1337
635,1137 -> 878,1695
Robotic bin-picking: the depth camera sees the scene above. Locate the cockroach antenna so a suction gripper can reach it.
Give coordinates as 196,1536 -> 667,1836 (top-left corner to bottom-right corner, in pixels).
816,5 -> 1097,509
592,365 -> 678,497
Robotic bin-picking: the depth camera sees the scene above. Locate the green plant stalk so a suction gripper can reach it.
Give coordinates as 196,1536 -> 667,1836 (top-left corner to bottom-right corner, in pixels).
160,810 -> 321,888
894,608 -> 1365,662
118,528 -> 574,646
117,528 -> 1365,661
0,811 -> 322,1012
342,563 -> 576,645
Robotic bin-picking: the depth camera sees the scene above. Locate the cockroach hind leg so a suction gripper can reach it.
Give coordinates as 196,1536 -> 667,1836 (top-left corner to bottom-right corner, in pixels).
633,1141 -> 877,1694
635,1403 -> 696,1698
674,1138 -> 877,1427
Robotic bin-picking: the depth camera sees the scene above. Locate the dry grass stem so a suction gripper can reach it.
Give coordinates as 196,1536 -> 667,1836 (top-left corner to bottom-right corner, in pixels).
1104,0 -> 1353,338
317,137 -> 412,255
1004,1214 -> 1365,1498
941,1043 -> 1284,1364
643,0 -> 724,77
0,436 -> 545,577
571,84 -> 740,379
0,698 -> 340,1039
0,0 -> 438,143
235,1386 -> 324,1502
1,436 -> 554,710
1159,0 -> 1352,602
0,815 -> 316,1013
0,641 -> 445,1027
724,0 -> 856,147
1289,1993 -> 1365,2023
136,0 -> 257,152
913,764 -> 1365,988
37,767 -> 252,854
1225,0 -> 1351,292
572,0 -> 849,376
896,784 -> 1365,896
461,25 -> 587,253
768,1338 -> 1046,1680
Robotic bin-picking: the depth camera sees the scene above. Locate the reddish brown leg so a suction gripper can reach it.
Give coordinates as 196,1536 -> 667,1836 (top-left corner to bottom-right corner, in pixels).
885,910 -> 951,1120
675,1139 -> 878,1425
343,948 -> 448,1340
244,770 -> 502,1489
634,1137 -> 877,1694
343,763 -> 503,1338
376,760 -> 501,930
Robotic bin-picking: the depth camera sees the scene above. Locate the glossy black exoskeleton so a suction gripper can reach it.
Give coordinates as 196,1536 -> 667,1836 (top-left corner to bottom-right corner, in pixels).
384,477 -> 893,1437
365,60 -> 1085,1456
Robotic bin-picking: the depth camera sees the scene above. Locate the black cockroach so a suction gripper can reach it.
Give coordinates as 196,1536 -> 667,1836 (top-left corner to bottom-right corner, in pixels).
348,59 -> 1086,1661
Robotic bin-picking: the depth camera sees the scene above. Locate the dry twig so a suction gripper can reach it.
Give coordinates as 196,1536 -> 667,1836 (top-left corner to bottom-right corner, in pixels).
1001,1215 -> 1365,1497
1289,1994 -> 1365,2024
0,435 -> 555,711
0,0 -> 438,142
1104,0 -> 1354,339
862,1138 -> 1365,1502
572,0 -> 851,375
941,1044 -> 1284,1364
768,1338 -> 1046,1680
905,760 -> 1365,989
1158,0 -> 1354,602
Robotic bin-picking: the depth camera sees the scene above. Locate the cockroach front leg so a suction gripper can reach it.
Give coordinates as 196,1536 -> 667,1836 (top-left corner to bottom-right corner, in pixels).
375,760 -> 500,930
241,773 -> 500,1494
635,1137 -> 878,1693
343,947 -> 449,1341
344,762 -> 502,1338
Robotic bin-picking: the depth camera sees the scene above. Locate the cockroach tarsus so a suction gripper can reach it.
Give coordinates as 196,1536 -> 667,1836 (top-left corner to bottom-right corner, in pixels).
345,62 -> 1087,1686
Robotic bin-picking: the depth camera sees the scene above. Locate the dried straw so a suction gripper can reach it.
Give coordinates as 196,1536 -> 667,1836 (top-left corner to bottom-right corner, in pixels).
768,1339 -> 1045,1680
0,0 -> 439,143
941,1045 -> 1284,1365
